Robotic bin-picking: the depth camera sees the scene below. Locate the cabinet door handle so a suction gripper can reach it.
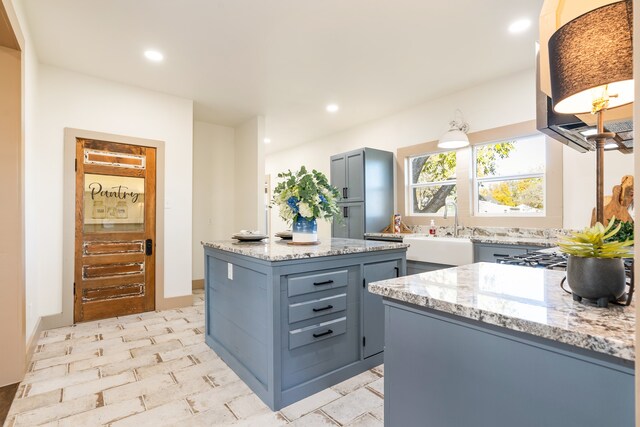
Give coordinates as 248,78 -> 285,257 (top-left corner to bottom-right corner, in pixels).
343,206 -> 349,218
145,239 -> 153,256
493,253 -> 510,258
313,279 -> 334,286
394,266 -> 400,277
313,329 -> 333,338
312,304 -> 334,312
342,187 -> 348,198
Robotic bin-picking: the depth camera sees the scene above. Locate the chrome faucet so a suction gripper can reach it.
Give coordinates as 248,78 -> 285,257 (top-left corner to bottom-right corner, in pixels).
443,201 -> 459,238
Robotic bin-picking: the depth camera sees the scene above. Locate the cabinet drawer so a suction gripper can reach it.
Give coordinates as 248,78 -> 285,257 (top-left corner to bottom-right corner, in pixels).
474,244 -> 529,263
288,293 -> 347,324
287,269 -> 348,297
289,317 -> 347,350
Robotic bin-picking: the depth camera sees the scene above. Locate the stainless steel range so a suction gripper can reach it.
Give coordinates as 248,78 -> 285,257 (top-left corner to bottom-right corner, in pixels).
496,249 -> 634,307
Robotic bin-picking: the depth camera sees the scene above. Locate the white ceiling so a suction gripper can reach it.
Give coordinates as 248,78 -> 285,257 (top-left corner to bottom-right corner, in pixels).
23,0 -> 543,153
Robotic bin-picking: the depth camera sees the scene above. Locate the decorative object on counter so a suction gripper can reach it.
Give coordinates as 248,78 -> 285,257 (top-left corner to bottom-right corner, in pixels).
274,230 -> 292,240
437,109 -> 470,149
272,166 -> 340,243
429,219 -> 436,236
381,214 -> 412,234
232,230 -> 268,241
548,0 -> 633,224
590,175 -> 634,226
558,217 -> 634,307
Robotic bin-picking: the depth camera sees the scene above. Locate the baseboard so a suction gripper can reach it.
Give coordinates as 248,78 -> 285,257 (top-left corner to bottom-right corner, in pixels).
25,317 -> 45,367
156,294 -> 193,311
40,312 -> 69,332
192,279 -> 204,290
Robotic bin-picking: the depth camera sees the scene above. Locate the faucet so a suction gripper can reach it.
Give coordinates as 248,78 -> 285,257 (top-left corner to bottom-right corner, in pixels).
443,201 -> 459,238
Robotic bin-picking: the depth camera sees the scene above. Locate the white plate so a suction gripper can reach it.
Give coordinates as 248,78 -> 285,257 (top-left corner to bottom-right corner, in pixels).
232,234 -> 268,241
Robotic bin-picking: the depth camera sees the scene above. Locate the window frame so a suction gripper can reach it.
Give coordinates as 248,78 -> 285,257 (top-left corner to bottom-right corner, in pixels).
472,134 -> 547,217
407,149 -> 457,217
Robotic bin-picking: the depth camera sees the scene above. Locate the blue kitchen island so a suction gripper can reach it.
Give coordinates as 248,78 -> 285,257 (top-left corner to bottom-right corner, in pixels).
369,262 -> 635,427
202,237 -> 407,410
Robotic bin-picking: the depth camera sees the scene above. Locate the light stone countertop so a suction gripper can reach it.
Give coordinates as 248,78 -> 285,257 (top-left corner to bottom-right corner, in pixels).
203,237 -> 408,262
369,262 -> 635,361
469,236 -> 557,247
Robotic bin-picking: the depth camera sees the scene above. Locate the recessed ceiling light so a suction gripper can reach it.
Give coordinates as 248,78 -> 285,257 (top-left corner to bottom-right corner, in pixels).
508,19 -> 531,34
264,138 -> 271,144
326,104 -> 339,113
144,50 -> 164,62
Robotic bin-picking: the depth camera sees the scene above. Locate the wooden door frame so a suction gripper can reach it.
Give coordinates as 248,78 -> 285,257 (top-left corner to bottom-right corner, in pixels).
44,128 -> 183,330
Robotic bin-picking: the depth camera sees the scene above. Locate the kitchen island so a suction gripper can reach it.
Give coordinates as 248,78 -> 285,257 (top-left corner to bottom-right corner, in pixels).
202,237 -> 407,410
369,262 -> 635,427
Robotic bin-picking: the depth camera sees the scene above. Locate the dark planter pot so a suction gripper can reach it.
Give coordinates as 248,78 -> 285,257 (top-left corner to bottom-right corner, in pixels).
566,255 -> 626,307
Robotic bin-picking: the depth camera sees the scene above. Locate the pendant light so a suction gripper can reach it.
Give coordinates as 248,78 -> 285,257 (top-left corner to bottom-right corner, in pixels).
438,109 -> 470,149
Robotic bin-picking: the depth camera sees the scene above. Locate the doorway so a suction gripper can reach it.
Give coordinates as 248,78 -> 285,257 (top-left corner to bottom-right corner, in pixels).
74,138 -> 156,322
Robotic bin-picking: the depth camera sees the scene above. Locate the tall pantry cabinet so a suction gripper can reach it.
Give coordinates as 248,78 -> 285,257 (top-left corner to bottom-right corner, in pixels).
330,148 -> 394,239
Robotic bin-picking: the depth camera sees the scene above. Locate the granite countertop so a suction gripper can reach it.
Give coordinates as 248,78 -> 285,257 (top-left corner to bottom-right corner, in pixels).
470,236 -> 557,247
369,263 -> 635,361
202,237 -> 408,262
363,232 -> 412,240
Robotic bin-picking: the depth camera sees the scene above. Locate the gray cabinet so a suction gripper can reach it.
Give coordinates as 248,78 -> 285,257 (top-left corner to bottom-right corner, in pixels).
473,243 -> 544,263
363,260 -> 400,358
331,148 -> 394,239
406,260 -> 453,276
204,245 -> 407,410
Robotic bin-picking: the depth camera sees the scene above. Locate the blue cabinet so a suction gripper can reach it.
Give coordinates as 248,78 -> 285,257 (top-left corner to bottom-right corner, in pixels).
204,245 -> 407,410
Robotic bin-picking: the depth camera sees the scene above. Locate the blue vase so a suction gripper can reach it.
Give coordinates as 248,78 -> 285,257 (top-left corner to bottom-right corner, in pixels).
292,216 -> 318,243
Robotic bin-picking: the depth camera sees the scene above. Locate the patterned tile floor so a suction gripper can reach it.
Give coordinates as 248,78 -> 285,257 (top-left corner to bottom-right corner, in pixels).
4,291 -> 384,426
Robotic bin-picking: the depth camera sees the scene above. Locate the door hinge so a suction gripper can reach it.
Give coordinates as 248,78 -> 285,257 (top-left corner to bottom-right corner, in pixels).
362,278 -> 366,288
74,158 -> 77,172
363,336 -> 366,346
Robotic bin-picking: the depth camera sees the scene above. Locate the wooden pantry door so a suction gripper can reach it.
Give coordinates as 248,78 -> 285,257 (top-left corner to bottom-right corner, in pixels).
74,138 -> 156,322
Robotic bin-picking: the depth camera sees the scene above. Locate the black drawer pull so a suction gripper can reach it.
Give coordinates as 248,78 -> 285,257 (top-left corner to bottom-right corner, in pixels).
493,253 -> 510,257
342,187 -> 348,198
313,329 -> 333,338
313,279 -> 334,286
312,305 -> 334,312
394,266 -> 400,277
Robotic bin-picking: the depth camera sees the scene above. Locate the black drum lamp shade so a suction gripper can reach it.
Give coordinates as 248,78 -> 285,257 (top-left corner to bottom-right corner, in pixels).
548,0 -> 633,115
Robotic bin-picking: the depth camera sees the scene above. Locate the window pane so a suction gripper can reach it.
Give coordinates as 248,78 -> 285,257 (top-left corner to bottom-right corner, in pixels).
477,177 -> 544,214
476,135 -> 545,178
84,174 -> 145,233
412,185 -> 456,214
411,151 -> 456,184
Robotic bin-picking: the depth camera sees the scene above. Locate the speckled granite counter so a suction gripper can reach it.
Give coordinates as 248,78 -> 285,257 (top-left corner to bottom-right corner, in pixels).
374,262 -> 635,426
470,236 -> 557,247
369,262 -> 634,361
203,237 -> 408,262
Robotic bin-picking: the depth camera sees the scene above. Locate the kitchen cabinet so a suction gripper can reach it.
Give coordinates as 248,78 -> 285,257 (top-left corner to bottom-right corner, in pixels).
363,260 -> 401,358
203,238 -> 407,410
473,242 -> 545,263
331,148 -> 394,239
406,260 -> 453,275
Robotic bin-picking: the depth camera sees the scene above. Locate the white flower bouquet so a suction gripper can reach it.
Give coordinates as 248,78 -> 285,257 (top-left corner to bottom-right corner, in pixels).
272,166 -> 341,223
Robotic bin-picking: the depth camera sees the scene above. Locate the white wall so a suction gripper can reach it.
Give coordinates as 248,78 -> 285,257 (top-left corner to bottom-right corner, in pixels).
266,68 -> 634,236
563,147 -> 634,229
11,0 -> 41,341
36,64 -> 194,315
192,121 -> 235,280
234,116 -> 266,233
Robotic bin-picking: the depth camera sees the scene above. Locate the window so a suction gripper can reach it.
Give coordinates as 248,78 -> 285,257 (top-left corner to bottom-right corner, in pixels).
473,134 -> 546,215
408,150 -> 456,215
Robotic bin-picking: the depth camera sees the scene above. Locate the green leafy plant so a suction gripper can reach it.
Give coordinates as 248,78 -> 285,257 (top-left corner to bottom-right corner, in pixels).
558,217 -> 633,258
605,219 -> 634,243
272,166 -> 341,223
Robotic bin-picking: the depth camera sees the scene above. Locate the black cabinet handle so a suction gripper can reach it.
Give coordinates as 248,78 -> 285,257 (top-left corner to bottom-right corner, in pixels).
342,187 -> 348,198
145,239 -> 153,256
312,305 -> 334,312
493,253 -> 510,257
313,329 -> 333,338
343,206 -> 349,218
313,279 -> 334,286
394,266 -> 400,277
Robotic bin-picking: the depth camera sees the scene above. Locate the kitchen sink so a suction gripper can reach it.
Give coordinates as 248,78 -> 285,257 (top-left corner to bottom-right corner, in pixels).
403,236 -> 473,266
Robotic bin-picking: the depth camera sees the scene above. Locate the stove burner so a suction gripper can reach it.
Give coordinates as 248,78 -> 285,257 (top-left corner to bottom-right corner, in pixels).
497,250 -> 634,308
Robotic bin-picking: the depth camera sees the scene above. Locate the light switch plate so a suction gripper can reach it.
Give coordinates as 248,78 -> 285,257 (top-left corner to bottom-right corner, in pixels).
227,263 -> 233,280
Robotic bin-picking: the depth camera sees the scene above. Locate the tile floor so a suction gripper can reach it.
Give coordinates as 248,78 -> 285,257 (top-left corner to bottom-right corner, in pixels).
4,290 -> 384,426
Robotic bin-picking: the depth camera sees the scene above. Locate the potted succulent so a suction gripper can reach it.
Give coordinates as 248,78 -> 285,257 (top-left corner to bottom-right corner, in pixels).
558,217 -> 633,307
272,166 -> 341,243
